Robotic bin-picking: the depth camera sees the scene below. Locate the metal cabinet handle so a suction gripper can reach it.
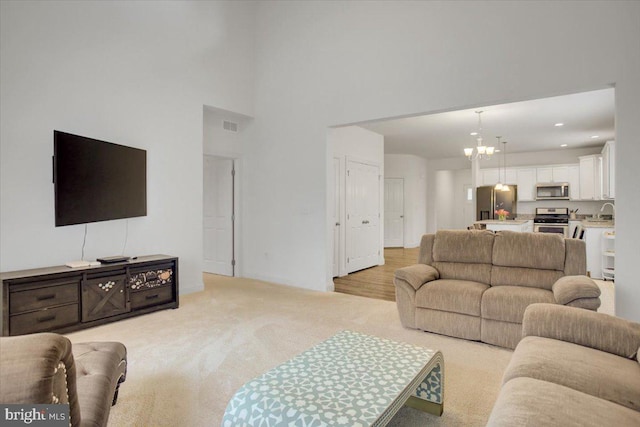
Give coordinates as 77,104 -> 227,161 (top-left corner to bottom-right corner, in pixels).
37,315 -> 56,323
335,222 -> 340,226
145,294 -> 159,300
36,294 -> 56,301
362,220 -> 370,224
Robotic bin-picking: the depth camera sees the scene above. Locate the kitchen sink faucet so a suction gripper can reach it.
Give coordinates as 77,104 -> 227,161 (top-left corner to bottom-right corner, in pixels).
600,202 -> 615,219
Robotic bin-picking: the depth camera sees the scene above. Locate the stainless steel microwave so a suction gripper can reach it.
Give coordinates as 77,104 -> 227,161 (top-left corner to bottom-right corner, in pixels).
536,183 -> 570,200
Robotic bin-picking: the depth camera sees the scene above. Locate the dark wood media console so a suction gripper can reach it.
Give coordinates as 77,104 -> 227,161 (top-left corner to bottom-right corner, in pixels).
1,255 -> 178,336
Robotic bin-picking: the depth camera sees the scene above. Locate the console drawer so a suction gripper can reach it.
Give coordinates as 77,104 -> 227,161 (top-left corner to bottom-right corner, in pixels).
130,286 -> 173,309
10,304 -> 79,336
10,281 -> 79,313
129,267 -> 174,290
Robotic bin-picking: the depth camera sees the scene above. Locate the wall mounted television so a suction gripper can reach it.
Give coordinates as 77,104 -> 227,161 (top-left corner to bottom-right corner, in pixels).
53,130 -> 147,227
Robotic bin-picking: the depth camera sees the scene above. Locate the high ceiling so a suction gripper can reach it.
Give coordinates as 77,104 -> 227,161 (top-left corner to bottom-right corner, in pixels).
360,88 -> 615,160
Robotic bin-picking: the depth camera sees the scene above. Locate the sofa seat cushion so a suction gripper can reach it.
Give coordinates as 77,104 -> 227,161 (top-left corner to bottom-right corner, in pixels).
73,342 -> 127,427
481,286 -> 555,323
487,377 -> 640,427
415,279 -> 489,316
503,336 -> 640,412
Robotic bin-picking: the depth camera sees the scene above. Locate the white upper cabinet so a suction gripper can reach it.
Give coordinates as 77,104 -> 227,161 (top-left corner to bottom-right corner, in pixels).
536,167 -> 553,183
579,155 -> 602,200
481,169 -> 500,186
601,141 -> 615,199
516,168 -> 536,201
568,165 -> 580,200
505,168 -> 517,185
551,166 -> 570,183
536,165 -> 569,183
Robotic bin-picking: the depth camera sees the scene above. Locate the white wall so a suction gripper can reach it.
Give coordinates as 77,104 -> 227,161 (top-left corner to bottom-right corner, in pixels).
326,126 -> 384,281
384,155 -> 428,247
203,106 -> 251,158
248,1 -> 640,321
2,2 -> 639,322
0,1 -> 255,294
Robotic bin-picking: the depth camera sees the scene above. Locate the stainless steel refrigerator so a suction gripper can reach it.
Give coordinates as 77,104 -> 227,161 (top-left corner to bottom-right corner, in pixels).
476,185 -> 518,220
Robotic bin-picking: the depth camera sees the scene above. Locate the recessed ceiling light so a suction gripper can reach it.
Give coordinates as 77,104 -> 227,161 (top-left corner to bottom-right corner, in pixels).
591,135 -> 599,139
560,144 -> 568,147
470,132 -> 478,136
494,149 -> 501,153
554,123 -> 564,127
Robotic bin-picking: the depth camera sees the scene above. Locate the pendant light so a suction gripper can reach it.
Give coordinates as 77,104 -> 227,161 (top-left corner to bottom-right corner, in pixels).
501,140 -> 510,192
494,136 -> 503,190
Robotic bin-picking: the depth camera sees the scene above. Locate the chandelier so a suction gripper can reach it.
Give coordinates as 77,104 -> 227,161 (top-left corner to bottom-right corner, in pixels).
464,110 -> 495,161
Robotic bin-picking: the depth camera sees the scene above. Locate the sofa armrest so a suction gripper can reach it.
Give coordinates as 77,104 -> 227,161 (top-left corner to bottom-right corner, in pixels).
394,264 -> 439,291
552,275 -> 600,305
0,333 -> 81,427
522,303 -> 640,359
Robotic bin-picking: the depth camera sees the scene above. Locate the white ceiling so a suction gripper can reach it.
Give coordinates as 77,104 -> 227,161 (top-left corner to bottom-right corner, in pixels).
359,88 -> 615,160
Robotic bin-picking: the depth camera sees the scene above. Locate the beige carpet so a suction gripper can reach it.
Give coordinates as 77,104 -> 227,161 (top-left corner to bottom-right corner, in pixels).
65,275 -> 614,426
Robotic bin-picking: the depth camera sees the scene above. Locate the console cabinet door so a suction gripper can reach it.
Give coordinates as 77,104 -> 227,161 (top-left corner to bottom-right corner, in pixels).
81,275 -> 129,322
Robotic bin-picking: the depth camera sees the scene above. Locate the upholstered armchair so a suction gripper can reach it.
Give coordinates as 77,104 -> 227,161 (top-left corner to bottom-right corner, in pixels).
0,333 -> 127,427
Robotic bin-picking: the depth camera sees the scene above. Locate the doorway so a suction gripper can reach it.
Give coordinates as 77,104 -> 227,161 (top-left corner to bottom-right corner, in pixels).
203,156 -> 235,276
384,178 -> 404,247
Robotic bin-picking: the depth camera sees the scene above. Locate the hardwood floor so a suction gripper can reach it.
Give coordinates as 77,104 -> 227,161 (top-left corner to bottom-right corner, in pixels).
333,247 -> 419,301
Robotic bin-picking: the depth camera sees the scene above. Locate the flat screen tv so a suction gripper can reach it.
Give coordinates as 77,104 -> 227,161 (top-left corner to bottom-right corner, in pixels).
54,131 -> 147,226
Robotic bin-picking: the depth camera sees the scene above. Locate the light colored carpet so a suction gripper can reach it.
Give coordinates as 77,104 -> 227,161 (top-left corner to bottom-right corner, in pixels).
66,275 -> 614,426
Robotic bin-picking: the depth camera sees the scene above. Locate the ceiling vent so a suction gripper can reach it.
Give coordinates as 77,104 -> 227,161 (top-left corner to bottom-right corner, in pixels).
223,120 -> 238,132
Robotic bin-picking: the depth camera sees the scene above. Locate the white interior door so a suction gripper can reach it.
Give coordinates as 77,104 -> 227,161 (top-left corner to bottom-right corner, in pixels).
384,178 -> 404,247
203,156 -> 234,276
333,157 -> 341,277
346,160 -> 380,273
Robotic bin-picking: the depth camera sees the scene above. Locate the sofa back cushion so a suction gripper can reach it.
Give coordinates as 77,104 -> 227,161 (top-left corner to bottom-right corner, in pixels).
491,231 -> 566,289
431,230 -> 495,284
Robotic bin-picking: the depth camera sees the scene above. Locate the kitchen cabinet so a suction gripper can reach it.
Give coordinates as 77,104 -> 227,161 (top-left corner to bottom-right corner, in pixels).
568,165 -> 580,200
536,167 -> 553,183
524,220 -> 534,233
536,165 -> 569,183
481,169 -> 500,186
579,155 -> 602,200
601,140 -> 615,199
505,168 -> 517,185
583,225 -> 614,279
516,168 -> 536,201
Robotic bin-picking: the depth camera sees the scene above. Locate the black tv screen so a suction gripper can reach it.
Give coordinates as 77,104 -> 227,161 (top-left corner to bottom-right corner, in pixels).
54,131 -> 147,226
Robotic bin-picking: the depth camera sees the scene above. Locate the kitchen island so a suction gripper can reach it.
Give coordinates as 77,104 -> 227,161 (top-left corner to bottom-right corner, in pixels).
475,219 -> 533,233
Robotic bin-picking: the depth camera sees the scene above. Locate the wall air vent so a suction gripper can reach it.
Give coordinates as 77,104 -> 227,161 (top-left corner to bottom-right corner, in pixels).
223,120 -> 238,132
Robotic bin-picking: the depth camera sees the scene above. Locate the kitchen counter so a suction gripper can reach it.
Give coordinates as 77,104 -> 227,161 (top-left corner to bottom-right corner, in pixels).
581,220 -> 615,228
475,220 -> 529,225
475,219 -> 533,233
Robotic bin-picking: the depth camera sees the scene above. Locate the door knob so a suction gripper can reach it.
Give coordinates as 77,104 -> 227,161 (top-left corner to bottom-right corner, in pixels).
335,222 -> 340,226
400,215 -> 404,218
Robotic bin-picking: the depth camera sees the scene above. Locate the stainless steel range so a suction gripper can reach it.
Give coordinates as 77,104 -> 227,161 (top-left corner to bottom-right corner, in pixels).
534,207 -> 569,237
